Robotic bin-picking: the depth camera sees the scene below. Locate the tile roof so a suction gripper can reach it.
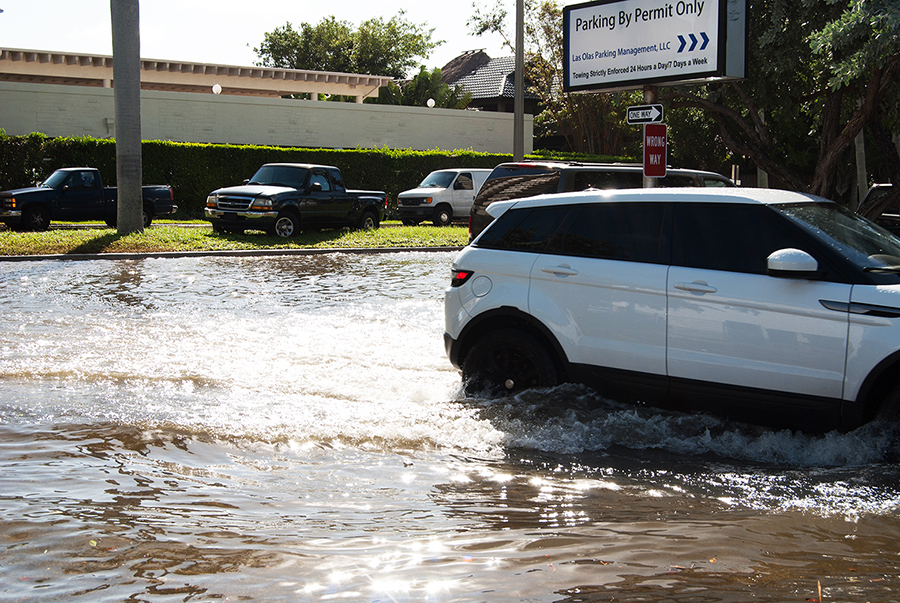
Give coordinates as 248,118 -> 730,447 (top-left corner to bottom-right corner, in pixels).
443,53 -> 539,102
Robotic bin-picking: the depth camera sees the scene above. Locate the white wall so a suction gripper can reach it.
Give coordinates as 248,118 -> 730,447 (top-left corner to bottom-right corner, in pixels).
0,82 -> 532,154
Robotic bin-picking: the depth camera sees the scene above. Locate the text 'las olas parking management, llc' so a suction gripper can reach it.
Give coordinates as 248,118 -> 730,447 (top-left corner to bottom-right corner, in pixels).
563,0 -> 725,92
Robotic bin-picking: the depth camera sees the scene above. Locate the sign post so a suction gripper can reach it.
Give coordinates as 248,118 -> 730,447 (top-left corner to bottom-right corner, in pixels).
643,123 -> 667,179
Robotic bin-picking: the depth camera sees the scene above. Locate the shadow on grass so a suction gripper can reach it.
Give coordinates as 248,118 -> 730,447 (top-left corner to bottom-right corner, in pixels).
66,232 -> 125,255
210,228 -> 355,246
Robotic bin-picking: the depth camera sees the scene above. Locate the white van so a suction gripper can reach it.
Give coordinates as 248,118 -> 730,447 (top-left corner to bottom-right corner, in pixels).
397,168 -> 492,226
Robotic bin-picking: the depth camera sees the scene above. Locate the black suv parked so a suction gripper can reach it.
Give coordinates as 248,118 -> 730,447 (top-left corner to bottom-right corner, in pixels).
468,162 -> 734,240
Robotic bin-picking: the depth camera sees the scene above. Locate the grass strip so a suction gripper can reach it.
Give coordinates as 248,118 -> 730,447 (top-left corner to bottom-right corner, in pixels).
0,225 -> 468,256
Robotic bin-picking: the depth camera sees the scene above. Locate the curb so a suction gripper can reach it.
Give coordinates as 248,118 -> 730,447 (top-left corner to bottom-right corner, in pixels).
0,246 -> 464,262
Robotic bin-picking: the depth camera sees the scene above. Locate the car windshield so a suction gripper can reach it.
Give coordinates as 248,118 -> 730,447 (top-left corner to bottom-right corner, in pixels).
775,202 -> 900,273
41,170 -> 70,188
248,165 -> 309,188
418,171 -> 456,188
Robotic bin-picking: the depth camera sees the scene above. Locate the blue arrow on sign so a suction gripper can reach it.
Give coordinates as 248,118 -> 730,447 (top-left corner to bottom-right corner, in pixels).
677,33 -> 709,53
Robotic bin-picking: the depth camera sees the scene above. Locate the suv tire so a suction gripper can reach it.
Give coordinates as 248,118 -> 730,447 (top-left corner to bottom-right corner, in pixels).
462,328 -> 558,396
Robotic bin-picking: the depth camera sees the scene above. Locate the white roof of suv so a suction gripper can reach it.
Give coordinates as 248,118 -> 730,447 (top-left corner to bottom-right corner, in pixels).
485,187 -> 824,220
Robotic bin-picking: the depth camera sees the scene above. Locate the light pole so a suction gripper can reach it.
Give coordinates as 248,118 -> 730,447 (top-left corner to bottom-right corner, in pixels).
514,0 -> 524,161
110,0 -> 143,234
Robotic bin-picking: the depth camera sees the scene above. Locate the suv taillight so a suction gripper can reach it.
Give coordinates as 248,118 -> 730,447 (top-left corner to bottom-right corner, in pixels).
451,269 -> 474,287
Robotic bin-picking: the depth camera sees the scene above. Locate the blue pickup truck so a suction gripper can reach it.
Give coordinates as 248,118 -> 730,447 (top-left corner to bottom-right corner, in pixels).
0,167 -> 177,231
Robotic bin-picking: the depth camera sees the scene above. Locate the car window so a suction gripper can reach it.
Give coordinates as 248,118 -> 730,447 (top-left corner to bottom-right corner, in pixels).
673,203 -> 803,274
475,205 -> 573,252
776,202 -> 900,273
250,165 -> 309,188
658,175 -> 697,187
310,171 -> 331,192
329,168 -> 346,191
703,177 -> 731,187
572,171 -> 642,190
558,203 -> 669,264
454,174 -> 473,190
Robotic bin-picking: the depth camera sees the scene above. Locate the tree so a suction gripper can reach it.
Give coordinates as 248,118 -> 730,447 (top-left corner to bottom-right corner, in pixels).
470,0 -> 900,200
375,67 -> 472,109
663,0 -> 900,201
254,12 -> 441,79
469,0 -> 635,156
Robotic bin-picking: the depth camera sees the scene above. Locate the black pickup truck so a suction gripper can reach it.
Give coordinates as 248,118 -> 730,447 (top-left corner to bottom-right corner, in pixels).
0,167 -> 177,231
204,163 -> 386,237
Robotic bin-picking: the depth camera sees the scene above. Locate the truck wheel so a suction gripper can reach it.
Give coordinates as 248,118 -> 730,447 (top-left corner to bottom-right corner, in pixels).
270,211 -> 299,238
22,206 -> 50,231
143,206 -> 153,228
462,328 -> 558,397
357,210 -> 379,230
433,205 -> 453,227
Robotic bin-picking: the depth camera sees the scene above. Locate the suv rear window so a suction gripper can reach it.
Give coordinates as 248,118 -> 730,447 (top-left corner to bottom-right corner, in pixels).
476,201 -> 670,264
475,205 -> 573,252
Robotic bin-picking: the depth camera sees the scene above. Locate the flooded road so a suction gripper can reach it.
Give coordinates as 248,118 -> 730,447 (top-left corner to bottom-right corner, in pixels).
1,251 -> 899,602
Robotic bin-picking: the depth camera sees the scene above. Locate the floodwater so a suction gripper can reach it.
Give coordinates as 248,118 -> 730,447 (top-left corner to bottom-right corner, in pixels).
1,251 -> 898,603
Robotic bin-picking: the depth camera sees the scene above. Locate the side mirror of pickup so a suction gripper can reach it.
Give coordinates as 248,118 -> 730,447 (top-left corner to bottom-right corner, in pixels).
308,182 -> 323,193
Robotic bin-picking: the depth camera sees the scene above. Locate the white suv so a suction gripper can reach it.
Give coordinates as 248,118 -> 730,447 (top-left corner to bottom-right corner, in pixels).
444,188 -> 900,433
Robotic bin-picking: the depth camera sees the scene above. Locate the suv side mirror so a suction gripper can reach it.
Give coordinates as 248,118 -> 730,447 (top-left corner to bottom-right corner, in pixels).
767,248 -> 825,279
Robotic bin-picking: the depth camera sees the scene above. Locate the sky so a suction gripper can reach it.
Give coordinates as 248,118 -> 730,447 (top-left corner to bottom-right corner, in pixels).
0,0 -> 509,75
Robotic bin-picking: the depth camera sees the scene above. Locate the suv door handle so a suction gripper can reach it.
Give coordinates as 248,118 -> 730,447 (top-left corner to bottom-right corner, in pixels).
674,281 -> 718,294
542,265 -> 579,276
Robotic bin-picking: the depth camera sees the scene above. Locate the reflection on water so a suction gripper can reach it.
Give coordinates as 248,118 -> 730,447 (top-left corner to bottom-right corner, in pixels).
1,252 -> 899,602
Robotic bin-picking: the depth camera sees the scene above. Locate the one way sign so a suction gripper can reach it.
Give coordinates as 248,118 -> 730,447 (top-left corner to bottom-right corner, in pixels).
627,104 -> 664,124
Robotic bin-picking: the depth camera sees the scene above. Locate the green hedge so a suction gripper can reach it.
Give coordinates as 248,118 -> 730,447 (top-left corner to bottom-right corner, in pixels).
0,134 -> 632,218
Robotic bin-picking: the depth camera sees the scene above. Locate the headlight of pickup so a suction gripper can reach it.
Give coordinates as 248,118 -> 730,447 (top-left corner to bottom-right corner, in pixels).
206,195 -> 218,208
250,197 -> 274,210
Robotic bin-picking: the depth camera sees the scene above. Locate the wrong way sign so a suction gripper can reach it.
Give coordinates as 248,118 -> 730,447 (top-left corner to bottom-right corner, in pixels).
644,123 -> 667,178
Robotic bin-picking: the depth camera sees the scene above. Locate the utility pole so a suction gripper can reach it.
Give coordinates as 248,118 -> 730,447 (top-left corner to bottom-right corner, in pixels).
110,0 -> 144,234
513,0 -> 524,161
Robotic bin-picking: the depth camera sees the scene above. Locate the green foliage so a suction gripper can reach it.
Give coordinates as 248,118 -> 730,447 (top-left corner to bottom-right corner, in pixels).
374,67 -> 472,109
0,135 -> 511,218
254,12 -> 441,79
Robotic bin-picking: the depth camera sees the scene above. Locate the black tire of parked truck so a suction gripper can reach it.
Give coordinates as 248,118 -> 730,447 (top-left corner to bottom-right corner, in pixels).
461,328 -> 559,397
269,211 -> 300,238
20,206 -> 51,231
357,209 -> 379,230
104,207 -> 153,229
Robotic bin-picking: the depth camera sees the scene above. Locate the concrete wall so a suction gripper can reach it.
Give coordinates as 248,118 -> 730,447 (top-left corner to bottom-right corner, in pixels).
0,82 -> 532,154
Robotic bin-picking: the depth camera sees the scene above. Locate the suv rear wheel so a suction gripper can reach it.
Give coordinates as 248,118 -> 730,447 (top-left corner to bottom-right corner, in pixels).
462,328 -> 558,396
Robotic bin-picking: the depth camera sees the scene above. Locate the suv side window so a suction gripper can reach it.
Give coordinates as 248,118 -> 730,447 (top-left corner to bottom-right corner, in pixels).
659,175 -> 698,187
558,202 -> 669,264
476,205 -> 573,252
673,203 -> 802,274
572,171 -> 642,190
